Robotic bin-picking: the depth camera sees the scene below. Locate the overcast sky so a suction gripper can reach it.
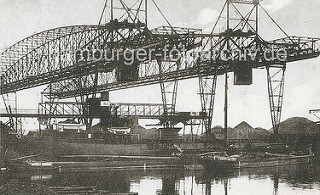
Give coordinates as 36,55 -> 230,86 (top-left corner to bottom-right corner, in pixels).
0,0 -> 319,130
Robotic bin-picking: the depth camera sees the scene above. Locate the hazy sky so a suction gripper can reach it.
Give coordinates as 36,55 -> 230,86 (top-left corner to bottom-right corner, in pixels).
0,0 -> 319,130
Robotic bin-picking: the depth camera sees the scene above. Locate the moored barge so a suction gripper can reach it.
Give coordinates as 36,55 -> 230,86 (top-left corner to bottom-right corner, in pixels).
199,152 -> 316,170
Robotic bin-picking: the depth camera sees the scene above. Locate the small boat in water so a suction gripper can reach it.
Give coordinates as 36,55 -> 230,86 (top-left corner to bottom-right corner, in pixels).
26,160 -> 53,167
199,152 -> 315,170
8,155 -> 58,172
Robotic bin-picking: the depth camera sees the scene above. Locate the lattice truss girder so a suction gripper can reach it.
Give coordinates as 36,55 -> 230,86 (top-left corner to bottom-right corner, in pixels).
1,26 -> 108,78
39,101 -> 82,116
37,101 -> 206,120
0,23 -> 201,94
43,34 -> 320,98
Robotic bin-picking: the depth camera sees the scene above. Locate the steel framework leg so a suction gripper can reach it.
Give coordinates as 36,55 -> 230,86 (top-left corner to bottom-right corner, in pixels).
74,96 -> 89,126
39,85 -> 59,130
76,63 -> 100,129
266,65 -> 286,135
198,73 -> 218,136
1,93 -> 21,136
40,84 -> 86,130
158,61 -> 179,128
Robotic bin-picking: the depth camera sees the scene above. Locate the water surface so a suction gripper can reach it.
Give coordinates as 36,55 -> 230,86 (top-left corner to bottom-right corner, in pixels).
1,163 -> 320,194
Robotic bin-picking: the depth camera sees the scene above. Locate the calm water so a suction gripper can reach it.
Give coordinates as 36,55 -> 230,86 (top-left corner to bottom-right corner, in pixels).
1,163 -> 320,195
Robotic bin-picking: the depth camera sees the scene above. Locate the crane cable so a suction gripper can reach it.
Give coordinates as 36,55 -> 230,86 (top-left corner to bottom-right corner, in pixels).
202,1 -> 228,49
150,0 -> 179,36
259,4 -> 293,43
99,0 -> 109,25
210,1 -> 227,35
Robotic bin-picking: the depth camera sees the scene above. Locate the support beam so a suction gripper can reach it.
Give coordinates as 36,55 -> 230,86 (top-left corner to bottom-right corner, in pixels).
266,65 -> 286,135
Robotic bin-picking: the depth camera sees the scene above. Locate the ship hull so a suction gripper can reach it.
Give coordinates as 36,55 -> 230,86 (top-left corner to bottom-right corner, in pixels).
8,136 -> 218,160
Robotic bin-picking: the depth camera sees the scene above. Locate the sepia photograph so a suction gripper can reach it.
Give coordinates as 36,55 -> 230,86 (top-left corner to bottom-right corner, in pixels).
0,0 -> 320,194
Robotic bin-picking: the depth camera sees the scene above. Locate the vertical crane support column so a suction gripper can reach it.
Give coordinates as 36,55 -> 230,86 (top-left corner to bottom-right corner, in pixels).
198,73 -> 218,135
158,60 -> 179,128
266,65 -> 286,135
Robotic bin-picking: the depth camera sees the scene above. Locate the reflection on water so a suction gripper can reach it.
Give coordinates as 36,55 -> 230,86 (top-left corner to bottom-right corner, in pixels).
1,163 -> 320,194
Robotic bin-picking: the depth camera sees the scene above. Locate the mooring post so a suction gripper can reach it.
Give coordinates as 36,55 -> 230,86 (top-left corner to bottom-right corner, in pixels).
0,123 -> 6,169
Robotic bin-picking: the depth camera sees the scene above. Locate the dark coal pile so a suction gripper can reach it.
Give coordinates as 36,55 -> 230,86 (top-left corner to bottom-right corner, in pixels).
0,179 -> 56,195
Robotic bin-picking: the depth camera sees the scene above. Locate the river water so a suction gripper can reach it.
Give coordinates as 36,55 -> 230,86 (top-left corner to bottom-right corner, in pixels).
1,163 -> 320,194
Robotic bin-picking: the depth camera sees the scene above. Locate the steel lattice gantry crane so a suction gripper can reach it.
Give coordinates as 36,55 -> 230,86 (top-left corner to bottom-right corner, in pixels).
1,0 -> 320,136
